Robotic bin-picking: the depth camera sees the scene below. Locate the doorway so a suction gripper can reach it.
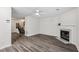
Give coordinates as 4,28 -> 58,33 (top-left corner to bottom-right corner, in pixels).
11,18 -> 25,44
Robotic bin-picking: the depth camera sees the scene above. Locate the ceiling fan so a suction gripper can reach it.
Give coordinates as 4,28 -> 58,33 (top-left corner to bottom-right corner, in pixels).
35,10 -> 40,16
33,9 -> 46,16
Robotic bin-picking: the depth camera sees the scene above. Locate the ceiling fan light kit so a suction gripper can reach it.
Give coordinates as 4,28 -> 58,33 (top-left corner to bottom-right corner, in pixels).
35,9 -> 40,16
35,12 -> 39,15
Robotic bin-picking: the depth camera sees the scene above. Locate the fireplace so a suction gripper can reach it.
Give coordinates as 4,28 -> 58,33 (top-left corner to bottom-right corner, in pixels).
60,30 -> 70,41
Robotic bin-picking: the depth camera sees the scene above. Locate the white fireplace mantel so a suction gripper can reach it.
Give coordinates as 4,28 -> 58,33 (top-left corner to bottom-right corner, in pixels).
57,25 -> 77,45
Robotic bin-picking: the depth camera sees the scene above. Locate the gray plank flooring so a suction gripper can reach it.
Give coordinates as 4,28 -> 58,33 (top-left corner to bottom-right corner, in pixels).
0,34 -> 78,52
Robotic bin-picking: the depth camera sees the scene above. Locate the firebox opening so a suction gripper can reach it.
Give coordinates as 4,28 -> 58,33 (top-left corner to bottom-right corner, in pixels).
60,30 -> 70,41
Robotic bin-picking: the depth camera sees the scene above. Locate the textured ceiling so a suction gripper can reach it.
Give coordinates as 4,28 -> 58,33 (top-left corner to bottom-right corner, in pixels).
12,7 -> 76,19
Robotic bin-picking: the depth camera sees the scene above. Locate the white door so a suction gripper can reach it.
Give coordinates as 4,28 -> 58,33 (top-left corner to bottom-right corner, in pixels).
0,7 -> 11,49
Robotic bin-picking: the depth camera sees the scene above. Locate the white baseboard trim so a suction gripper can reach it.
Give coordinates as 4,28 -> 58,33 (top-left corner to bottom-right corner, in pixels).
25,33 -> 40,36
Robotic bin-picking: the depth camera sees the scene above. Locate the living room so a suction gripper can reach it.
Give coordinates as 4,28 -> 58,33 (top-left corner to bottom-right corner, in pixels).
0,7 -> 79,52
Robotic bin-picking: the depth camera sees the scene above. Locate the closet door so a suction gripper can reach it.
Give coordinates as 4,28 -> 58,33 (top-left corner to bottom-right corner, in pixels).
0,7 -> 11,49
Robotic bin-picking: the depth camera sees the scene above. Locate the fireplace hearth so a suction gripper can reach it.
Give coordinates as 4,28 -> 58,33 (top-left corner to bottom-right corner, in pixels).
60,30 -> 70,41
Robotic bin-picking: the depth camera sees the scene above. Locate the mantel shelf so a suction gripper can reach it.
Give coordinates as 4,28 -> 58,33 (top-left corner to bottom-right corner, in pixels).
60,25 -> 76,26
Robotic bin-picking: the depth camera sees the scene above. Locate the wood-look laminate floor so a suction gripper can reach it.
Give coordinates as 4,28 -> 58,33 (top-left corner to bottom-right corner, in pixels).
0,34 -> 78,52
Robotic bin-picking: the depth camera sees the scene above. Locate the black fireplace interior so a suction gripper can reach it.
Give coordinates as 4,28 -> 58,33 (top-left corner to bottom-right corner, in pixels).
60,30 -> 69,41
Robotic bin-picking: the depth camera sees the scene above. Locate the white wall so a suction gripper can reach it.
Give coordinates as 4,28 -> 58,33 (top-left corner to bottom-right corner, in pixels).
0,7 -> 11,49
40,17 -> 59,36
25,16 -> 40,36
40,8 -> 77,36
